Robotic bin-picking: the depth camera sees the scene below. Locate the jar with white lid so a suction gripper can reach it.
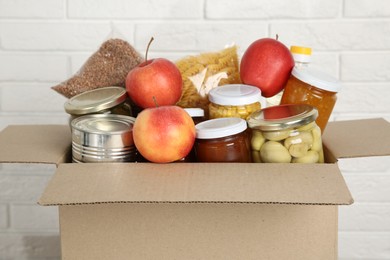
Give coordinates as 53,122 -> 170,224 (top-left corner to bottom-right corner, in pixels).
280,67 -> 341,133
194,117 -> 252,162
208,84 -> 264,120
247,104 -> 324,164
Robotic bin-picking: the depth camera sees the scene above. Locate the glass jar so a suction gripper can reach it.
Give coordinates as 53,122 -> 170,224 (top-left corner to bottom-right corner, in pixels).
64,86 -> 132,123
208,84 -> 263,120
194,117 -> 252,162
266,45 -> 312,107
247,104 -> 324,163
280,67 -> 341,133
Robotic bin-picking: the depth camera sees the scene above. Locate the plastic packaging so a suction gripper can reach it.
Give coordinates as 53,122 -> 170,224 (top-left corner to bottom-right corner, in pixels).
175,46 -> 241,114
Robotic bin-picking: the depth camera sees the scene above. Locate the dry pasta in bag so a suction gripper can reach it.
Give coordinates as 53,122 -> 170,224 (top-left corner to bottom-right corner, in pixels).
52,38 -> 143,98
176,46 -> 241,115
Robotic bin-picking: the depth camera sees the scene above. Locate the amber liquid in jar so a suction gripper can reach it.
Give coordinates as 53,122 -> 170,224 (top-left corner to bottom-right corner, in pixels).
281,75 -> 337,133
195,130 -> 252,162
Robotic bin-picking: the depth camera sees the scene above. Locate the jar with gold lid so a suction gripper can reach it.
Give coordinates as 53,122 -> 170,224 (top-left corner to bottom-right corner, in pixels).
247,104 -> 324,163
194,117 -> 252,162
208,84 -> 263,120
280,67 -> 341,133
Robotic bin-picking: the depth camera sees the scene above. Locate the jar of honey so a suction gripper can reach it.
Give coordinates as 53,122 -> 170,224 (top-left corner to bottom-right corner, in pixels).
208,84 -> 263,120
280,67 -> 341,133
247,104 -> 324,164
194,117 -> 252,162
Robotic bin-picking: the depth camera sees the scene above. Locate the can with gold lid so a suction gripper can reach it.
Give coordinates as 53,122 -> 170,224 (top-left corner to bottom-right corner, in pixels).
64,86 -> 132,122
247,104 -> 324,163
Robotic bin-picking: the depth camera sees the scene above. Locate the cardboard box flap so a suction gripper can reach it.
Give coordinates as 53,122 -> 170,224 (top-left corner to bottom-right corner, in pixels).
0,125 -> 71,165
323,118 -> 390,159
39,163 -> 353,206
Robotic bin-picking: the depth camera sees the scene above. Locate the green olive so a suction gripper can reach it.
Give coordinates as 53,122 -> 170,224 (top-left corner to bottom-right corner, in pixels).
260,141 -> 291,163
292,150 -> 319,163
284,131 -> 313,150
263,130 -> 291,141
251,130 -> 265,151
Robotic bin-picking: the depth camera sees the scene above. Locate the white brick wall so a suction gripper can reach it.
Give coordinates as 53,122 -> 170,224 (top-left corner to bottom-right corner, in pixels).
0,0 -> 389,259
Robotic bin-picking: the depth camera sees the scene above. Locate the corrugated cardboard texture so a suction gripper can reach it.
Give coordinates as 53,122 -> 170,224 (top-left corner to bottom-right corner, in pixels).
0,125 -> 70,164
39,163 -> 353,205
59,203 -> 338,260
323,118 -> 390,159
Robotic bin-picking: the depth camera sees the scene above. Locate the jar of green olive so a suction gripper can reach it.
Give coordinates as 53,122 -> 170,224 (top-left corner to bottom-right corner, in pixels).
247,104 -> 324,163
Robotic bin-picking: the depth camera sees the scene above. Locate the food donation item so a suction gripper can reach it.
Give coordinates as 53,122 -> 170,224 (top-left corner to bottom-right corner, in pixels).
133,106 -> 196,164
175,46 -> 241,114
64,86 -> 132,122
194,117 -> 252,162
52,38 -> 143,98
266,45 -> 312,107
71,114 -> 137,163
126,37 -> 183,109
240,36 -> 294,98
247,104 -> 324,163
208,84 -> 263,120
280,67 -> 341,133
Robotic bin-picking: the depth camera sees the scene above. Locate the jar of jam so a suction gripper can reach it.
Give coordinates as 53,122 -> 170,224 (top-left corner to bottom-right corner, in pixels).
247,104 -> 324,164
208,84 -> 264,120
280,67 -> 341,133
65,86 -> 132,124
194,117 -> 252,162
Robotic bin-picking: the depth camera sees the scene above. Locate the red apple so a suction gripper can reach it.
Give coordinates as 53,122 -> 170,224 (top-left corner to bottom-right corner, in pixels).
126,38 -> 183,109
133,105 -> 195,163
240,37 -> 294,98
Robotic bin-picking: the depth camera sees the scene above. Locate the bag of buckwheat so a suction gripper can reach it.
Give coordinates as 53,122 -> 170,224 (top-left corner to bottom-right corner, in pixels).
52,38 -> 143,98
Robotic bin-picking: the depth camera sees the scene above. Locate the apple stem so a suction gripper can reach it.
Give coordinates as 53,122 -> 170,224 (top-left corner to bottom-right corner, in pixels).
145,37 -> 154,61
153,96 -> 159,107
275,34 -> 279,41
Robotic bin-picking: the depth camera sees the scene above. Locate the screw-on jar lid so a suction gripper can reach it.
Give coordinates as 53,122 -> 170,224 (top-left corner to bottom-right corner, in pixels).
290,45 -> 312,63
184,108 -> 205,117
195,117 -> 247,139
292,67 -> 341,93
208,84 -> 262,106
64,86 -> 127,115
247,104 -> 318,131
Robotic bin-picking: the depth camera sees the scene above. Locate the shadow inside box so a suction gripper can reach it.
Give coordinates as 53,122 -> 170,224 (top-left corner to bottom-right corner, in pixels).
20,234 -> 61,260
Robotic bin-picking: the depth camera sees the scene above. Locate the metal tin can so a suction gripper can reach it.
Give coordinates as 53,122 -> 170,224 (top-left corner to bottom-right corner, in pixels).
64,86 -> 132,123
71,114 -> 136,163
247,104 -> 324,163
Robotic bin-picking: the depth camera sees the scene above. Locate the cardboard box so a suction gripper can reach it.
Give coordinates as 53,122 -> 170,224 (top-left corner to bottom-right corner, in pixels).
1,118 -> 390,259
